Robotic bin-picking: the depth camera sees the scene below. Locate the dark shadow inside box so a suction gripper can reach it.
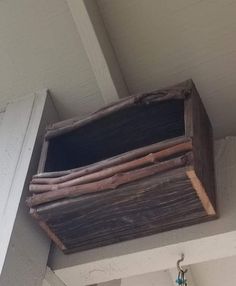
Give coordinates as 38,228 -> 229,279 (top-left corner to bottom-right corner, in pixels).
45,99 -> 185,172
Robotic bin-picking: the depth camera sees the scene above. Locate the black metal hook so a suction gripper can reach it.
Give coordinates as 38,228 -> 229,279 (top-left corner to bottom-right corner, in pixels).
176,254 -> 188,286
177,254 -> 188,274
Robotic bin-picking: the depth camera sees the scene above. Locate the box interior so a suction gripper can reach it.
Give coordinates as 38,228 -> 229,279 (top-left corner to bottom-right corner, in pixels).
45,99 -> 185,172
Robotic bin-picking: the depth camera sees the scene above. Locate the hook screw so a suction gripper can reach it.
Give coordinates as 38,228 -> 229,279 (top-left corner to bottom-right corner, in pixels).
176,254 -> 187,286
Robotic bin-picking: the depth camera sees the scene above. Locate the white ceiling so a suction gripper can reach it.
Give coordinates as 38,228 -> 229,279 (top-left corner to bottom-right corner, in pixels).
0,0 -> 104,119
190,255 -> 236,286
97,0 -> 236,138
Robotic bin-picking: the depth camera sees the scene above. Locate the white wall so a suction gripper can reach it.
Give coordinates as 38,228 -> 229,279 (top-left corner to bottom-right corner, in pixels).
0,93 -> 59,286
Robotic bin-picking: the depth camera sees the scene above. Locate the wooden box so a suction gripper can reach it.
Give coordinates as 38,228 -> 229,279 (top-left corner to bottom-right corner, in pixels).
27,79 -> 217,254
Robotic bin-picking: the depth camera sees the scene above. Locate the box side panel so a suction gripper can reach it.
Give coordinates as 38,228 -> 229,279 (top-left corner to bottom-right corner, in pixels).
191,84 -> 216,210
35,167 -> 213,253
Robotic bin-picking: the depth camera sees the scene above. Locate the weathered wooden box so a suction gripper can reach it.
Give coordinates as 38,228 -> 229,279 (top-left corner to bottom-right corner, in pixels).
27,79 -> 216,254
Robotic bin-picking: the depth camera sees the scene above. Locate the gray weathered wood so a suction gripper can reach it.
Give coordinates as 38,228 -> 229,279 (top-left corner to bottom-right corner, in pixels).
27,79 -> 216,254
27,154 -> 191,207
30,141 -> 192,192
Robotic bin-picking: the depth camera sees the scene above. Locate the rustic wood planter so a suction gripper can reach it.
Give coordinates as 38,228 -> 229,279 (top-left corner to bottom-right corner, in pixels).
27,79 -> 217,254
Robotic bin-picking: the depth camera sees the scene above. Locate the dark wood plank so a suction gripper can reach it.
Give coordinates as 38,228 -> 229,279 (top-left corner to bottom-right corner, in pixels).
28,79 -> 217,254
33,168 -> 216,253
30,141 -> 192,192
190,83 -> 216,209
45,80 -> 192,139
30,209 -> 67,251
27,153 -> 192,207
184,92 -> 193,137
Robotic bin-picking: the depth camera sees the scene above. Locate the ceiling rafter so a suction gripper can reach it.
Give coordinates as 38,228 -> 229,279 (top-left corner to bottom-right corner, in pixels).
66,0 -> 129,104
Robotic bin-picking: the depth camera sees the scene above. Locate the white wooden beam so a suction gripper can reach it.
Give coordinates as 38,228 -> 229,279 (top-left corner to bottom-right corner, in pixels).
169,266 -> 197,286
66,0 -> 129,103
0,93 -> 43,275
0,92 -> 59,285
43,267 -> 67,286
49,137 -> 236,286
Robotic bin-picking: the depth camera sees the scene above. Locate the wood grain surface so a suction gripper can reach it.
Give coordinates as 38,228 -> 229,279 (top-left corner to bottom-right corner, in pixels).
28,79 -> 217,253
32,168 -> 216,253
